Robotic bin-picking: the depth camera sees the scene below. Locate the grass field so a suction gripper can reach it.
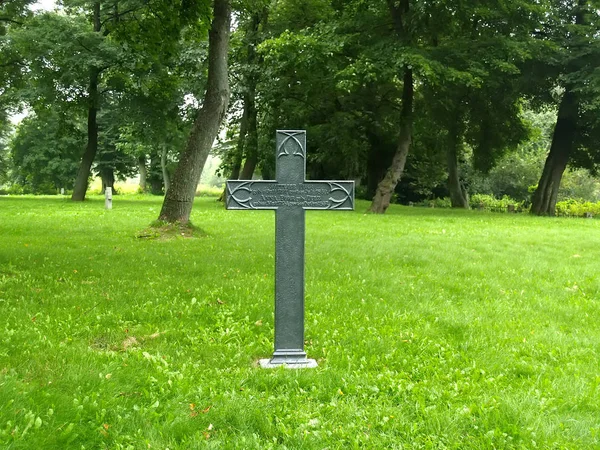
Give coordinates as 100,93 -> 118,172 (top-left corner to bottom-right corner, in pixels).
0,195 -> 599,449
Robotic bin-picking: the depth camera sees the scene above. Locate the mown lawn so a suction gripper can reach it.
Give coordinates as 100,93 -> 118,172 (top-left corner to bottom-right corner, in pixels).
0,195 -> 599,449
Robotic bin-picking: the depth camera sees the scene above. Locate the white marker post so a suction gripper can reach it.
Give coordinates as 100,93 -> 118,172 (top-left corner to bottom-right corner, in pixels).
105,187 -> 112,210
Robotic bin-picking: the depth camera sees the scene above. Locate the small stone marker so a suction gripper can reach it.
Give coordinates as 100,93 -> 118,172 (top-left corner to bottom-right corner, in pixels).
105,187 -> 112,210
226,130 -> 354,368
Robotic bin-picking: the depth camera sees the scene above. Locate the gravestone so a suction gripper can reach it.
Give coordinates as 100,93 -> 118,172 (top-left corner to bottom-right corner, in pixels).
226,130 -> 354,368
105,187 -> 112,210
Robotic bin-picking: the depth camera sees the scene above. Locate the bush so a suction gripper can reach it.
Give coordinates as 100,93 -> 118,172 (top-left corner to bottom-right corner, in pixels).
5,184 -> 24,195
413,197 -> 451,208
469,194 -> 526,212
555,199 -> 600,217
429,197 -> 452,208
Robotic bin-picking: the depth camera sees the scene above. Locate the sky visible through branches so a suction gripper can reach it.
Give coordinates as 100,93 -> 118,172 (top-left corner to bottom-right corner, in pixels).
31,0 -> 55,12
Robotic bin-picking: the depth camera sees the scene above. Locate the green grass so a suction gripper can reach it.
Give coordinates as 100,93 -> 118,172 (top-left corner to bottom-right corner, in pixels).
0,195 -> 599,449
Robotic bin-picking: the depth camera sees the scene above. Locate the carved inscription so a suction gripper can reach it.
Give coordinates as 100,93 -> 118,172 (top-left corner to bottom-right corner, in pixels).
255,184 -> 329,207
227,181 -> 354,210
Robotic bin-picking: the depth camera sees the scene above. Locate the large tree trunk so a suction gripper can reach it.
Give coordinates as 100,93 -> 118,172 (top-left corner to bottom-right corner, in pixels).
368,68 -> 413,213
158,0 -> 231,223
447,117 -> 469,208
71,2 -> 101,202
530,89 -> 578,216
138,155 -> 147,192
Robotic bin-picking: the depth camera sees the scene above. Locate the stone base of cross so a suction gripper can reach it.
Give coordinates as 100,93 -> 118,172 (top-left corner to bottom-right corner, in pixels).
226,130 -> 354,368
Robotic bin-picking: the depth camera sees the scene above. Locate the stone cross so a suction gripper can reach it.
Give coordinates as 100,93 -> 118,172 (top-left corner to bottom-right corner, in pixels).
105,187 -> 112,210
226,130 -> 354,368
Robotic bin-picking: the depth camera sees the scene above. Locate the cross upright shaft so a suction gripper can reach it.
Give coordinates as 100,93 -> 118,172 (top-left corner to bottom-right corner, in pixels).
226,130 -> 354,368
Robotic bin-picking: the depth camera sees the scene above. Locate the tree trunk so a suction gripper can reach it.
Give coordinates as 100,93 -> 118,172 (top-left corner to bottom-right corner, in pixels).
368,68 -> 413,213
365,132 -> 393,200
149,153 -> 163,195
138,155 -> 147,192
530,89 -> 578,216
261,164 -> 273,181
239,89 -> 258,179
238,12 -> 261,180
231,105 -> 248,181
71,2 -> 101,202
218,94 -> 248,202
101,168 -> 115,194
447,117 -> 469,208
161,145 -> 170,194
158,0 -> 231,223
219,10 -> 263,202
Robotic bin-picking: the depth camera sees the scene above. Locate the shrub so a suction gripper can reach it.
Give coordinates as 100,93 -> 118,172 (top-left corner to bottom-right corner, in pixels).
555,199 -> 600,217
429,197 -> 452,208
469,194 -> 525,212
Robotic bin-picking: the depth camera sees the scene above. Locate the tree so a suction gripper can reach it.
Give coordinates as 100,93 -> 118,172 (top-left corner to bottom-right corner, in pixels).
530,0 -> 600,215
158,0 -> 231,223
0,0 -> 34,125
367,0 -> 414,213
9,109 -> 83,193
0,120 -> 11,186
6,0 -> 211,200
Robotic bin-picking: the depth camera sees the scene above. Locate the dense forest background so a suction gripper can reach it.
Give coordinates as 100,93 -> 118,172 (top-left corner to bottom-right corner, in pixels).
1,0 -> 599,216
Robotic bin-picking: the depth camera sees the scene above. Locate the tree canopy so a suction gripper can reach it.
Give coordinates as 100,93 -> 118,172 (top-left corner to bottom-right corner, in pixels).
1,0 -> 599,216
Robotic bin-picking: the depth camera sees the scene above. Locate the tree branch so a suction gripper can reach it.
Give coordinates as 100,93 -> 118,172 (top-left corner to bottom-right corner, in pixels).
0,59 -> 24,68
99,5 -> 146,31
0,17 -> 24,25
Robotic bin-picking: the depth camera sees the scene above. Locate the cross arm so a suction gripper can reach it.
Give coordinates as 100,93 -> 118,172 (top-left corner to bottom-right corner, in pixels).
225,180 -> 354,211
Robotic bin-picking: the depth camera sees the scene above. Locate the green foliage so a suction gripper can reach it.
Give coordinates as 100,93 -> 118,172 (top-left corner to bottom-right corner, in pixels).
8,110 -> 83,193
2,0 -> 213,198
0,196 -> 599,447
468,149 -> 545,203
0,121 -> 12,186
415,197 -> 452,209
555,199 -> 600,217
469,194 -> 526,212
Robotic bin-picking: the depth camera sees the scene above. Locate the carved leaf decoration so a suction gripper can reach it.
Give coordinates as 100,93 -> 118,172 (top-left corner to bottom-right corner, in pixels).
227,181 -> 254,209
277,131 -> 305,159
327,183 -> 353,209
